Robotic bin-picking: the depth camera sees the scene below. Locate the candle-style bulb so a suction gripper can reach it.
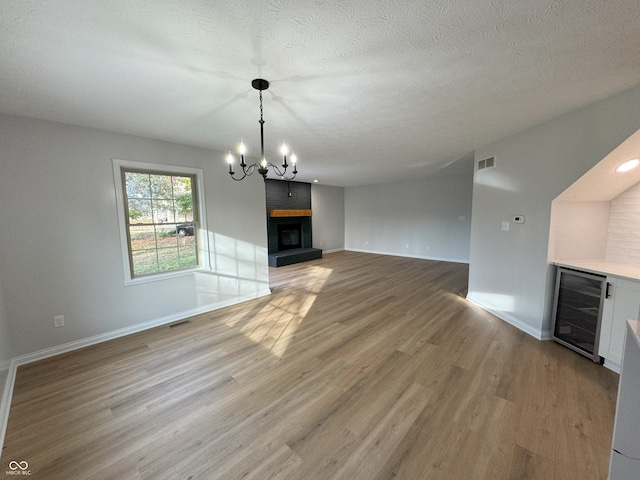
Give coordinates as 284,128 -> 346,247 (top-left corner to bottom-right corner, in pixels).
226,151 -> 234,174
238,140 -> 247,155
290,151 -> 297,164
281,142 -> 289,167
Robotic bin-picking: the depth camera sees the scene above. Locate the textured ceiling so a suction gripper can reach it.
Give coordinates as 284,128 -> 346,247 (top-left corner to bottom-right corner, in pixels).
1,0 -> 640,186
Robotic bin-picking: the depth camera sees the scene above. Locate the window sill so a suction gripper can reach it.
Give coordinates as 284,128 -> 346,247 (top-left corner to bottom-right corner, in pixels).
123,267 -> 208,287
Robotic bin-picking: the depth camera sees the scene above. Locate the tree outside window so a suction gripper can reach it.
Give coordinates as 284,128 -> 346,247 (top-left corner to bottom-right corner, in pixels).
122,169 -> 199,277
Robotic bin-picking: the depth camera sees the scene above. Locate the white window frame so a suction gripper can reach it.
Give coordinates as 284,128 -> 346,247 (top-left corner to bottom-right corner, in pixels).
113,159 -> 209,286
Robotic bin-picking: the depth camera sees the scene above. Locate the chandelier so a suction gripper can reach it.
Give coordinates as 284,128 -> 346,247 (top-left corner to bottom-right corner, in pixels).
226,79 -> 298,181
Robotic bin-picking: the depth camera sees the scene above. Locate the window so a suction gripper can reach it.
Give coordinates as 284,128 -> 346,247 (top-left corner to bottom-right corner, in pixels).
113,160 -> 207,283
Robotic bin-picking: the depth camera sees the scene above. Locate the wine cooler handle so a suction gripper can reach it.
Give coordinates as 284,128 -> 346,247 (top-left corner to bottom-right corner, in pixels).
606,282 -> 612,299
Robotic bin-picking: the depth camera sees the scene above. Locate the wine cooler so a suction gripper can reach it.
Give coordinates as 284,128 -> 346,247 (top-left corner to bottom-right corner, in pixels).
551,267 -> 606,362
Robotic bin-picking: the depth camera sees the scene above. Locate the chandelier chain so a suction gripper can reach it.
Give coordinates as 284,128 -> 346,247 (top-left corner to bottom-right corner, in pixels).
259,90 -> 264,123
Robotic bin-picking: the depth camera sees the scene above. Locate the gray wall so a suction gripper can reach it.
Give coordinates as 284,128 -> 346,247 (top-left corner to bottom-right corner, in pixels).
344,174 -> 473,263
0,114 -> 270,358
311,184 -> 345,253
468,85 -> 640,338
0,279 -> 11,369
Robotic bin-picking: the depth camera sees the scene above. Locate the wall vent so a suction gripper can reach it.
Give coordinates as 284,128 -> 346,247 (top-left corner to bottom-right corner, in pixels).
477,156 -> 495,171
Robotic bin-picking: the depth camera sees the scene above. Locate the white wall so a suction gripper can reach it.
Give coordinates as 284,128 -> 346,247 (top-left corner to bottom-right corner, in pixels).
469,85 -> 640,339
311,184 -> 345,252
548,201 -> 611,261
606,182 -> 640,265
0,114 -> 270,358
344,174 -> 473,263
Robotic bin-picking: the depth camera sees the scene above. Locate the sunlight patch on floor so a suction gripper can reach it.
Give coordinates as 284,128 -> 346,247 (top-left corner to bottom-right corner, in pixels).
225,265 -> 333,357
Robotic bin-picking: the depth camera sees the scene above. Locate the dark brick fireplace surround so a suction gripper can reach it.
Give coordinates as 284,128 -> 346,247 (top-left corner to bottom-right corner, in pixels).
265,179 -> 322,267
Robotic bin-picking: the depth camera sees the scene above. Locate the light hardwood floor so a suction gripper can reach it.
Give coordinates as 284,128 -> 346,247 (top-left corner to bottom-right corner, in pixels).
1,251 -> 618,479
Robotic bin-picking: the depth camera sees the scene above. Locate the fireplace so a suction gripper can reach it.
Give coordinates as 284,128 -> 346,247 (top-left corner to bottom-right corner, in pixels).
265,179 -> 322,267
278,223 -> 302,251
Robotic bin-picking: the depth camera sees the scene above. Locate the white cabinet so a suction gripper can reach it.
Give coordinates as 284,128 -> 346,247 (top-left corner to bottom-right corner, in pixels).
599,277 -> 640,369
609,321 -> 640,479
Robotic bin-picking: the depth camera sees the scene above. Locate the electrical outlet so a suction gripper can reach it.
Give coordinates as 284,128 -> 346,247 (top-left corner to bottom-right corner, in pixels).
53,315 -> 65,328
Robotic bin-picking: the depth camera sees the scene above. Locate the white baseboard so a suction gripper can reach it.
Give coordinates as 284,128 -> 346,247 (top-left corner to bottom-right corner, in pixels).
0,288 -> 271,453
345,248 -> 469,264
604,359 -> 621,374
540,330 -> 554,341
322,248 -> 345,255
466,294 -> 545,340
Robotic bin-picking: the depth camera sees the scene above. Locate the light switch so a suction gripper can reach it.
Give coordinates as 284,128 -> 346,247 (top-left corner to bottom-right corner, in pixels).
501,222 -> 510,231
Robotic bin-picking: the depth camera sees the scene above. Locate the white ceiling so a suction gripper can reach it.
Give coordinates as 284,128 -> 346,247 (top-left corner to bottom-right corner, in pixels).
2,0 -> 640,187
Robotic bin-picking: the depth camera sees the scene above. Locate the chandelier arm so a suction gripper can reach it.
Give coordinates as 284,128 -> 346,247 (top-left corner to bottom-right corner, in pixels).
229,162 -> 260,181
268,163 -> 287,176
268,163 -> 297,180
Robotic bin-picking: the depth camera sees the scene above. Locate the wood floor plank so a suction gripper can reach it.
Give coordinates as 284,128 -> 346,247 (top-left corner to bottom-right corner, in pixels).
0,251 -> 619,479
333,381 -> 432,480
508,444 -> 553,480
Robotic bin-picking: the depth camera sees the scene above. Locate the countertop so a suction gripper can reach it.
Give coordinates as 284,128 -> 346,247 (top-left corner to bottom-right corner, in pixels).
552,260 -> 640,282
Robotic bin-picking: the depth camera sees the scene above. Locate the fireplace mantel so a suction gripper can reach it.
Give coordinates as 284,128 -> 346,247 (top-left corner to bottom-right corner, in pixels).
269,209 -> 312,217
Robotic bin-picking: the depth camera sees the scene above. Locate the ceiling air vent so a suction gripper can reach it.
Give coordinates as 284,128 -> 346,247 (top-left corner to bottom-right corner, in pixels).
477,156 -> 495,171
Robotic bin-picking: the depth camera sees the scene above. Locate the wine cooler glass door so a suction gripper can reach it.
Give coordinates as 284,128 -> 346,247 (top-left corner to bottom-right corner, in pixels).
552,268 -> 605,362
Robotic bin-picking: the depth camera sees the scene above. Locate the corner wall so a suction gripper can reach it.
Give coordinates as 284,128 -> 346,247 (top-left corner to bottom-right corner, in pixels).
468,84 -> 640,338
344,174 -> 473,263
0,278 -> 12,438
0,279 -> 11,371
311,184 -> 345,253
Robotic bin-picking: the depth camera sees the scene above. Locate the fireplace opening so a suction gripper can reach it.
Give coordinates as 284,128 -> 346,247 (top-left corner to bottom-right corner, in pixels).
278,223 -> 302,251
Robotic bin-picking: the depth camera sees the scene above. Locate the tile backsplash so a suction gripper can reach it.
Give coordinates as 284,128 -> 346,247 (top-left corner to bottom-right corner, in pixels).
606,182 -> 640,266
